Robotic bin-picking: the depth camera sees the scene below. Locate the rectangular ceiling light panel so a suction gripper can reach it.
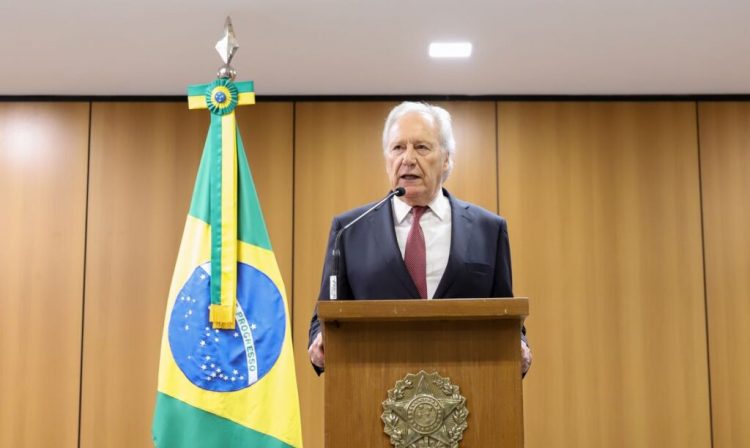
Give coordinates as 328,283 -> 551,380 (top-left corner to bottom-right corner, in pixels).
429,42 -> 473,58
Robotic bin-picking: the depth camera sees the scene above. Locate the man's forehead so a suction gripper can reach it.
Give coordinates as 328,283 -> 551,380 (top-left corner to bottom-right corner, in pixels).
397,110 -> 435,125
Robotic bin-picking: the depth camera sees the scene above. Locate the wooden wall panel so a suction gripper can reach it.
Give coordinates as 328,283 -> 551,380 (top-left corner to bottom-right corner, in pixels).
698,102 -> 750,448
293,101 -> 497,448
498,102 -> 711,448
4,98 -> 735,447
0,103 -> 89,448
81,102 -> 293,448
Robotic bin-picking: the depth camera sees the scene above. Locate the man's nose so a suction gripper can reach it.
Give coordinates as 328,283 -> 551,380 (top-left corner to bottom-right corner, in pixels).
401,146 -> 417,164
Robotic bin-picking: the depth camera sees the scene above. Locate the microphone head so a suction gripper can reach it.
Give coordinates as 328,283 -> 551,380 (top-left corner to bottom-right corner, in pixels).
394,187 -> 406,197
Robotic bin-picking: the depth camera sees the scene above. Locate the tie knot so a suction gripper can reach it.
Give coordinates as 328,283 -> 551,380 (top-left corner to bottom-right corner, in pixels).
412,206 -> 427,222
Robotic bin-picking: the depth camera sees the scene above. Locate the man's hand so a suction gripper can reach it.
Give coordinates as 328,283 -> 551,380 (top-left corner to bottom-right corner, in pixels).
521,340 -> 532,377
308,331 -> 325,369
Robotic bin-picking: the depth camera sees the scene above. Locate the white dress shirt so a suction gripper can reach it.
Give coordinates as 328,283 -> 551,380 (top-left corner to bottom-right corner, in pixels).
392,193 -> 452,299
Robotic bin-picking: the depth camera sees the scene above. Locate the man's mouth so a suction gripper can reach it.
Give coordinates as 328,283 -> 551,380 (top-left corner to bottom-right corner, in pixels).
400,174 -> 421,181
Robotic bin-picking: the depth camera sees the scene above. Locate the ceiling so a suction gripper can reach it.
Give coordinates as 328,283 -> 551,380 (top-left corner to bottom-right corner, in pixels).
2,0 -> 749,96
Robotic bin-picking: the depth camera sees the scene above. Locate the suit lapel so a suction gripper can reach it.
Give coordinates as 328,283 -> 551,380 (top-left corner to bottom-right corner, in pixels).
369,198 -> 421,298
434,195 -> 473,298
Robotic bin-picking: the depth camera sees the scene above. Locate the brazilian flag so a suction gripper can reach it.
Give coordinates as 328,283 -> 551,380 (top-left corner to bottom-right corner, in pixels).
152,79 -> 303,447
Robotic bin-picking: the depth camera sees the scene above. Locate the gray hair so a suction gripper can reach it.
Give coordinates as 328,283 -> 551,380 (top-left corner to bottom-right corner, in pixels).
382,101 -> 456,181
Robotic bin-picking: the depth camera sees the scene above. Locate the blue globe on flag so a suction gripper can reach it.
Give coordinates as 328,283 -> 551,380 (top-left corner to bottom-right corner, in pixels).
168,262 -> 286,392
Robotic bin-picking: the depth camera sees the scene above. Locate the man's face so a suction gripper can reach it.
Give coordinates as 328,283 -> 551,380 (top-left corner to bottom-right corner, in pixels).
384,112 -> 450,207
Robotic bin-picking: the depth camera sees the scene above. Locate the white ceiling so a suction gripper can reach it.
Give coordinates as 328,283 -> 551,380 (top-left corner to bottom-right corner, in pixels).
2,0 -> 749,96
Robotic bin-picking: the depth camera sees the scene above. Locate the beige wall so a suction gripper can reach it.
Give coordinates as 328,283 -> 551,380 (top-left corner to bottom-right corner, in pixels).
0,99 -> 747,448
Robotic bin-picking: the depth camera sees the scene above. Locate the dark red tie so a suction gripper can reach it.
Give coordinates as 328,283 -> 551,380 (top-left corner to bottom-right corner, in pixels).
404,206 -> 428,298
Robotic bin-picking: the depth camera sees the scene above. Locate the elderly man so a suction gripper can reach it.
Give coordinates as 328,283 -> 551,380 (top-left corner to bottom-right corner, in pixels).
308,101 -> 532,376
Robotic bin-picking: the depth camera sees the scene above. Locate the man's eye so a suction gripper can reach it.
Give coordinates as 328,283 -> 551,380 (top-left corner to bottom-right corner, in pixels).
392,145 -> 404,151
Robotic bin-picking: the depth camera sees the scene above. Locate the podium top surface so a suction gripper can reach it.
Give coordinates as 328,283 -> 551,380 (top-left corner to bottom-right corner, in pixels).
318,298 -> 528,322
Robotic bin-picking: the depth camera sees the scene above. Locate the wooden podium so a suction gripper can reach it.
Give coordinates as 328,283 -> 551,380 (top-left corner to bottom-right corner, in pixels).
318,298 -> 528,447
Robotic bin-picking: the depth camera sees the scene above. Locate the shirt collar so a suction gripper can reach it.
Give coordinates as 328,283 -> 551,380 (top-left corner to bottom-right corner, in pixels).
392,190 -> 450,224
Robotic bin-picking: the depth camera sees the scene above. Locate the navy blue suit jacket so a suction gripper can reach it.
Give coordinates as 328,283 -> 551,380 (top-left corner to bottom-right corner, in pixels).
308,190 -> 523,373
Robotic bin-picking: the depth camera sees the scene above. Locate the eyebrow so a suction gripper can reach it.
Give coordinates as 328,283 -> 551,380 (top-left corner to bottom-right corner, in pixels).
390,139 -> 434,146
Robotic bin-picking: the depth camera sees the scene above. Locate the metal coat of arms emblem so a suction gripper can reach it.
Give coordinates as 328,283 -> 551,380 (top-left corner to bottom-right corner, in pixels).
381,371 -> 469,448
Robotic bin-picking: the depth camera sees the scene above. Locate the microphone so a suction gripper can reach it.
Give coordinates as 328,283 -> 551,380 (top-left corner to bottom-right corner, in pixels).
329,187 -> 406,300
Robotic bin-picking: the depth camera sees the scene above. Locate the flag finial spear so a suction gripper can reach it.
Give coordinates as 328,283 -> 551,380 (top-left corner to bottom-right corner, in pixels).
216,17 -> 239,80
